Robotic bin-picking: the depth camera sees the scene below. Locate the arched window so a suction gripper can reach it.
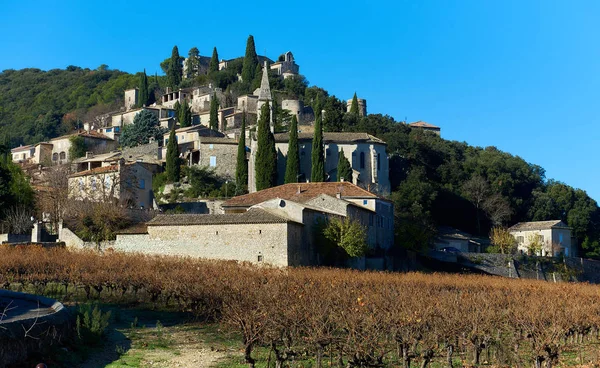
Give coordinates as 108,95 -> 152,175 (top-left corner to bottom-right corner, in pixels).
52,153 -> 58,161
59,151 -> 66,160
360,152 -> 365,169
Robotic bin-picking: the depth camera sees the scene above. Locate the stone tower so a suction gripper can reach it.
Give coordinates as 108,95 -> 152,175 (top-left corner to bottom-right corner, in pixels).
256,61 -> 273,133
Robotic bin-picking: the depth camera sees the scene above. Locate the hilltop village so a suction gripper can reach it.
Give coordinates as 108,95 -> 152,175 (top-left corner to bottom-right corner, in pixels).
1,36 -> 582,269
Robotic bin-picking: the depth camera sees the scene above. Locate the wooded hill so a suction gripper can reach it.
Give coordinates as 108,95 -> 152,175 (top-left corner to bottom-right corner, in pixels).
0,48 -> 598,257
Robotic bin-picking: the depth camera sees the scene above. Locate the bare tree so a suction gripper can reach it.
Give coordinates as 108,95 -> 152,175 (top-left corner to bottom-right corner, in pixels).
462,175 -> 490,234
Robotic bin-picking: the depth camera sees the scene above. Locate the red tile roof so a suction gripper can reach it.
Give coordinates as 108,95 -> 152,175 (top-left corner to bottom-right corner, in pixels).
222,182 -> 377,208
409,121 -> 440,129
69,165 -> 119,178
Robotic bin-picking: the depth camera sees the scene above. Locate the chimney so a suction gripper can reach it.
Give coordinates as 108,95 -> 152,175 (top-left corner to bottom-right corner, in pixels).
336,192 -> 341,199
306,179 -> 310,183
340,177 -> 345,182
297,185 -> 301,194
85,152 -> 93,159
166,86 -> 171,94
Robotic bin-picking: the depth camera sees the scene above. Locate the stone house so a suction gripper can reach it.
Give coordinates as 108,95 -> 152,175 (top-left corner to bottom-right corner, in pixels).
68,159 -> 155,209
433,226 -> 483,253
409,121 -> 441,136
49,131 -> 116,165
508,220 -> 574,257
114,209 -> 305,267
267,132 -> 391,195
111,106 -> 175,127
222,181 -> 394,251
11,144 -> 37,163
270,51 -> 299,79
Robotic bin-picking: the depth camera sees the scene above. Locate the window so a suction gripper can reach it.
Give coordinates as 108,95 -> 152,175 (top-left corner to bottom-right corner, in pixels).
363,200 -> 368,205
360,152 -> 365,169
258,255 -> 264,262
259,230 -> 262,234
516,236 -> 524,243
539,235 -> 544,242
209,156 -> 216,167
52,153 -> 58,161
104,177 -> 111,190
377,154 -> 380,170
91,177 -> 97,191
106,128 -> 112,133
115,126 -> 120,132
180,135 -> 184,141
139,179 -> 145,189
79,179 -> 84,192
59,151 -> 66,160
559,233 -> 564,243
209,144 -> 214,149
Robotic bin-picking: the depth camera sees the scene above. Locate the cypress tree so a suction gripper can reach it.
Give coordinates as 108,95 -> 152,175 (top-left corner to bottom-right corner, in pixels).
337,148 -> 352,182
174,100 -> 181,125
209,93 -> 219,131
235,113 -> 248,194
311,115 -> 325,182
166,126 -> 180,183
168,45 -> 182,89
314,94 -> 322,122
284,115 -> 300,184
209,47 -> 219,73
179,99 -> 191,127
255,102 -> 277,191
350,92 -> 359,117
139,69 -> 149,107
242,35 -> 258,83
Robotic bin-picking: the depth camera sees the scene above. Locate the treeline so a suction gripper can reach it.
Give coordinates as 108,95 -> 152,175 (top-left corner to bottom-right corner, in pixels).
0,66 -> 142,145
2,247 -> 600,368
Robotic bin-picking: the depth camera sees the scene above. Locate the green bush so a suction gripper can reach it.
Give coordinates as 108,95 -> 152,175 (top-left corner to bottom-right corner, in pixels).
75,303 -> 112,345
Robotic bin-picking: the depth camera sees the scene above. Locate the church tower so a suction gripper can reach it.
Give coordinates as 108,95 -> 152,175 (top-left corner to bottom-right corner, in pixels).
256,61 -> 273,133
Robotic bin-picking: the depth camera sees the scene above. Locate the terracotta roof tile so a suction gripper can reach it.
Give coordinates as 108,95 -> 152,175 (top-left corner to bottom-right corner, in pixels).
274,132 -> 386,144
147,208 -> 290,226
409,121 -> 440,129
223,182 -> 377,208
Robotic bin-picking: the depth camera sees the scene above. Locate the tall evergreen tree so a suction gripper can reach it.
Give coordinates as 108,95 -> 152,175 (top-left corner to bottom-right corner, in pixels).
167,45 -> 182,89
311,115 -> 325,182
166,126 -> 180,183
314,94 -> 322,122
209,47 -> 219,73
350,92 -> 359,117
209,93 -> 219,131
173,100 -> 181,125
337,148 -> 352,182
284,115 -> 300,184
139,69 -> 149,107
185,47 -> 200,78
255,102 -> 277,191
235,113 -> 248,194
179,99 -> 192,127
241,35 -> 259,83
148,72 -> 158,105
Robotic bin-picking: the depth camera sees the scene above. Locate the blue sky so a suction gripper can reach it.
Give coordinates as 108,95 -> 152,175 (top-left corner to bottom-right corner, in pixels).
2,1 -> 599,200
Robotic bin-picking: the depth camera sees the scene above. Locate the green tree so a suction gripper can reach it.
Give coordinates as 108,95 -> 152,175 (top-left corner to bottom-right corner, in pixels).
209,47 -> 219,74
241,35 -> 258,84
139,69 -> 149,107
178,99 -> 192,127
284,115 -> 300,184
489,227 -> 517,254
349,92 -> 359,117
185,47 -> 200,78
120,110 -> 165,147
323,217 -> 368,258
235,113 -> 248,194
311,115 -> 325,182
255,102 -> 277,191
337,148 -> 352,182
209,93 -> 219,131
165,126 -> 180,183
167,45 -> 182,89
68,135 -> 88,160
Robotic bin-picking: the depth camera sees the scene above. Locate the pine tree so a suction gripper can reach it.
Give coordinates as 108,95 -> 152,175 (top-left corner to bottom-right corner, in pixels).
255,102 -> 277,191
209,93 -> 219,131
311,115 -> 325,182
242,35 -> 259,83
235,113 -> 248,194
209,47 -> 219,73
284,115 -> 300,184
139,69 -> 149,107
337,148 -> 352,182
166,126 -> 180,183
168,45 -> 182,89
350,92 -> 359,117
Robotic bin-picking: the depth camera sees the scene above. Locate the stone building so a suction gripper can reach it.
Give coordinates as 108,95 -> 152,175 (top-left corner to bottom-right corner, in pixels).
270,51 -> 299,79
409,121 -> 441,136
256,61 -> 273,129
347,97 -> 367,117
124,88 -> 139,110
68,160 -> 155,208
281,99 -> 315,125
267,132 -> 391,195
508,220 -> 574,257
113,182 -> 394,267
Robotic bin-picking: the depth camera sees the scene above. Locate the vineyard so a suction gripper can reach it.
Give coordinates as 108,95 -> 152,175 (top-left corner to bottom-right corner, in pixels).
1,246 -> 600,368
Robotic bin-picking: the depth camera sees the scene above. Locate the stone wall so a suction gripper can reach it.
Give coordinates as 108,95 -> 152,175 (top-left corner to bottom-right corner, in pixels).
198,142 -> 237,179
114,222 -> 303,267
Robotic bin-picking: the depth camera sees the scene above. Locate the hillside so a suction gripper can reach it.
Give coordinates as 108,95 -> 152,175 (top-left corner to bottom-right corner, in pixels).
1,44 -> 599,258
